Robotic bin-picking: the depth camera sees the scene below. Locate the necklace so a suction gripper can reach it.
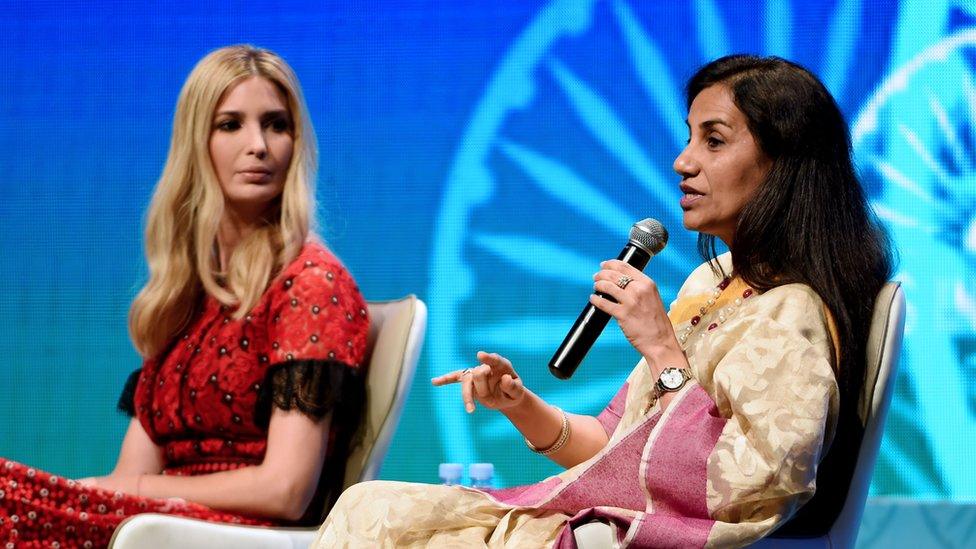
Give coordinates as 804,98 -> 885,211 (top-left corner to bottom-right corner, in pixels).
676,276 -> 755,345
643,276 -> 757,416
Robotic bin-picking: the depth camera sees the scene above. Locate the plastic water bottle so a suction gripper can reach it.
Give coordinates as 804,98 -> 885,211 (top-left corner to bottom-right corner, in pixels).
469,463 -> 494,489
439,463 -> 463,486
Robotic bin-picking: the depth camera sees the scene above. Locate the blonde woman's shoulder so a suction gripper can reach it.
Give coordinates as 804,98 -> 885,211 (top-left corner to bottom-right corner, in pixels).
284,241 -> 341,274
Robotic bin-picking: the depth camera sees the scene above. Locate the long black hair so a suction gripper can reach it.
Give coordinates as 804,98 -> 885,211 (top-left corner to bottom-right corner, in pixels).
687,55 -> 894,534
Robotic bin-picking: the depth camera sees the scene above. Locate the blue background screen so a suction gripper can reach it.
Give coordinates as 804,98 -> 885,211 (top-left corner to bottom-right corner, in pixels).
1,0 -> 973,506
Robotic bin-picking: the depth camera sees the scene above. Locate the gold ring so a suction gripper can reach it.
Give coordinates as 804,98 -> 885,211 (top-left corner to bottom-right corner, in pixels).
616,275 -> 633,290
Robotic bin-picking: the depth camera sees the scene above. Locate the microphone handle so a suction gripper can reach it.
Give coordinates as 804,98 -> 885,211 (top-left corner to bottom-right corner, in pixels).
548,244 -> 652,380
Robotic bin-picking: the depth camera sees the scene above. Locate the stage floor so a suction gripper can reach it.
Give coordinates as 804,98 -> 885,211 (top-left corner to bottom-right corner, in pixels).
857,499 -> 976,547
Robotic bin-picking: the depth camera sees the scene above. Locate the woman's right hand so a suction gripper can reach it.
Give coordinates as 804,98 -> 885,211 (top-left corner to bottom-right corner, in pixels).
431,351 -> 526,413
76,475 -> 140,495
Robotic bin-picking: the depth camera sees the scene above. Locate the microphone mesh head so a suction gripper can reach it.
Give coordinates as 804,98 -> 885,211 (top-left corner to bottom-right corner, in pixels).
630,219 -> 668,255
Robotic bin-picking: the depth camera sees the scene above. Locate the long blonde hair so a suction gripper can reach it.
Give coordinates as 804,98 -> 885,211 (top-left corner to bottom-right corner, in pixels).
129,45 -> 317,358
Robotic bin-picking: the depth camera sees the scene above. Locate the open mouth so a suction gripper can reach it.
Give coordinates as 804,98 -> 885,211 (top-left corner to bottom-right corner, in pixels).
679,186 -> 704,208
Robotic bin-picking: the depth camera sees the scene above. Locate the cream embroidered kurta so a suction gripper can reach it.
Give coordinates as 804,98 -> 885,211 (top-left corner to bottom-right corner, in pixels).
315,254 -> 839,548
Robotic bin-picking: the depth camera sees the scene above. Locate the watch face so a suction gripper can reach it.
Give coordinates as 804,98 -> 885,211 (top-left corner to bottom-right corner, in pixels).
660,368 -> 686,390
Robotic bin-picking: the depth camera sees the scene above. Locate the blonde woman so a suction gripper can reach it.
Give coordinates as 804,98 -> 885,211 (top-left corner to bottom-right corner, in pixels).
0,45 -> 369,547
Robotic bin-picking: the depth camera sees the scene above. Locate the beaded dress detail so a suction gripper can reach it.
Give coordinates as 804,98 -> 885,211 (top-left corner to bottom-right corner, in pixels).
1,242 -> 369,548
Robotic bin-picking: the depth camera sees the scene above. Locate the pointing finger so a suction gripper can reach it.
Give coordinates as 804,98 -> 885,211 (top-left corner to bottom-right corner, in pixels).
478,351 -> 502,366
460,372 -> 475,413
431,369 -> 468,386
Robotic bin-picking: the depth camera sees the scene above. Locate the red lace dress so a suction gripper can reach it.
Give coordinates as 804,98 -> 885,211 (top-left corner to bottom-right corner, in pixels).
1,242 -> 369,548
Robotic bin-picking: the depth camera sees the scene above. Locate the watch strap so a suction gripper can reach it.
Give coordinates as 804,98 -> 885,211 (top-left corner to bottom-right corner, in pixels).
644,367 -> 692,414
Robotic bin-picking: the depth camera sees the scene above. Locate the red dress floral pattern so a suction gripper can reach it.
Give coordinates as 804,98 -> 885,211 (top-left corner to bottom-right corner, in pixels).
1,242 -> 369,548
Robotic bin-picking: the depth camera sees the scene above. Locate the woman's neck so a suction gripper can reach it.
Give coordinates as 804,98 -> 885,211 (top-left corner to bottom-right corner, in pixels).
216,206 -> 263,271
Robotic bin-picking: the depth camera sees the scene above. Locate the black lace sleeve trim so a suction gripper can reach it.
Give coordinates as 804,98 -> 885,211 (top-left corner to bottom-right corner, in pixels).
254,359 -> 366,430
117,368 -> 141,417
256,359 -> 368,525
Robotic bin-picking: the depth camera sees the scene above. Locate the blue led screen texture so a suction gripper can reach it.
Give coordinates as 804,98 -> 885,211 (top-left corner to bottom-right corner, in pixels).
0,0 -> 972,500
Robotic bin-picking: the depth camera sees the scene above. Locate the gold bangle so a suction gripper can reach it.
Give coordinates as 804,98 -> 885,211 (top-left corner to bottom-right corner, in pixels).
525,407 -> 571,456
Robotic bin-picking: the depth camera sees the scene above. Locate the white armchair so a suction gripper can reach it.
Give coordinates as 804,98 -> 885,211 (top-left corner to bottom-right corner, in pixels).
108,295 -> 427,549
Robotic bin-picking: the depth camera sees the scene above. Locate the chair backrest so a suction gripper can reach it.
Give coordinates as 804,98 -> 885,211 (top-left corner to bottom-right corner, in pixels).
825,281 -> 905,546
341,295 -> 427,489
756,282 -> 906,548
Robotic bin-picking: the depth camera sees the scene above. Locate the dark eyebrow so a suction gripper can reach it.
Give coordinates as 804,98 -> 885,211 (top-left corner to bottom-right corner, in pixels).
701,119 -> 733,130
683,118 -> 734,131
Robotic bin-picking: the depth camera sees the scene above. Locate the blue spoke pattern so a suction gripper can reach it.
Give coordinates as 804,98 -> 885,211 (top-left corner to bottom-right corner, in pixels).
693,0 -> 730,61
821,0 -> 862,98
611,0 -> 687,148
497,138 -> 636,237
764,0 -> 793,58
545,59 -> 677,208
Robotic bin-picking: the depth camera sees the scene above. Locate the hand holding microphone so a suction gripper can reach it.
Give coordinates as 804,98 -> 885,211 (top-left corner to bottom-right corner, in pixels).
549,219 -> 668,379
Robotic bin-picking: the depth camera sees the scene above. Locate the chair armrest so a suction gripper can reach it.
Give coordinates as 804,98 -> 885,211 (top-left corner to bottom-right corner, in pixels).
573,521 -> 615,548
108,513 -> 318,549
572,520 -> 833,548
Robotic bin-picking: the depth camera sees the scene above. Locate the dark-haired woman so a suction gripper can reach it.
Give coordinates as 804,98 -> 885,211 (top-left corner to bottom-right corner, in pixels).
314,55 -> 892,548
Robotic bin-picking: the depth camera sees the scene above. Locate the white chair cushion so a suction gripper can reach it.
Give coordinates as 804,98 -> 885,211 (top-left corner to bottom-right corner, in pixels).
109,513 -> 316,549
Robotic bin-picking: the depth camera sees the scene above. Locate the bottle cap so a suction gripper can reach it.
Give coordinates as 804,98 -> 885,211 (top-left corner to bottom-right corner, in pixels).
438,463 -> 463,480
469,462 -> 494,480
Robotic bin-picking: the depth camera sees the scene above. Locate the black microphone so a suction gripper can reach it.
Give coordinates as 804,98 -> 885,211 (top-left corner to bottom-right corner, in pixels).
548,219 -> 668,380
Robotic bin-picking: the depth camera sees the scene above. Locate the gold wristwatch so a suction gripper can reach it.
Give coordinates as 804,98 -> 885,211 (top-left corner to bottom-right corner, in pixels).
645,367 -> 693,413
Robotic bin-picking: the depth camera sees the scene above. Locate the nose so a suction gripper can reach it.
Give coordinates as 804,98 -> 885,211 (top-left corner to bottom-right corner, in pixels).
672,146 -> 699,178
245,124 -> 268,159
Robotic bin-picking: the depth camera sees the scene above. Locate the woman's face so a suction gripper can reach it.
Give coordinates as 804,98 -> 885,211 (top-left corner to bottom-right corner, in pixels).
673,84 -> 771,245
209,76 -> 294,219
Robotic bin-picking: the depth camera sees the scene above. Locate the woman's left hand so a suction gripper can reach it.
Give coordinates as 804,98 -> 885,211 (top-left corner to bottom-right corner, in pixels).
590,259 -> 680,360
